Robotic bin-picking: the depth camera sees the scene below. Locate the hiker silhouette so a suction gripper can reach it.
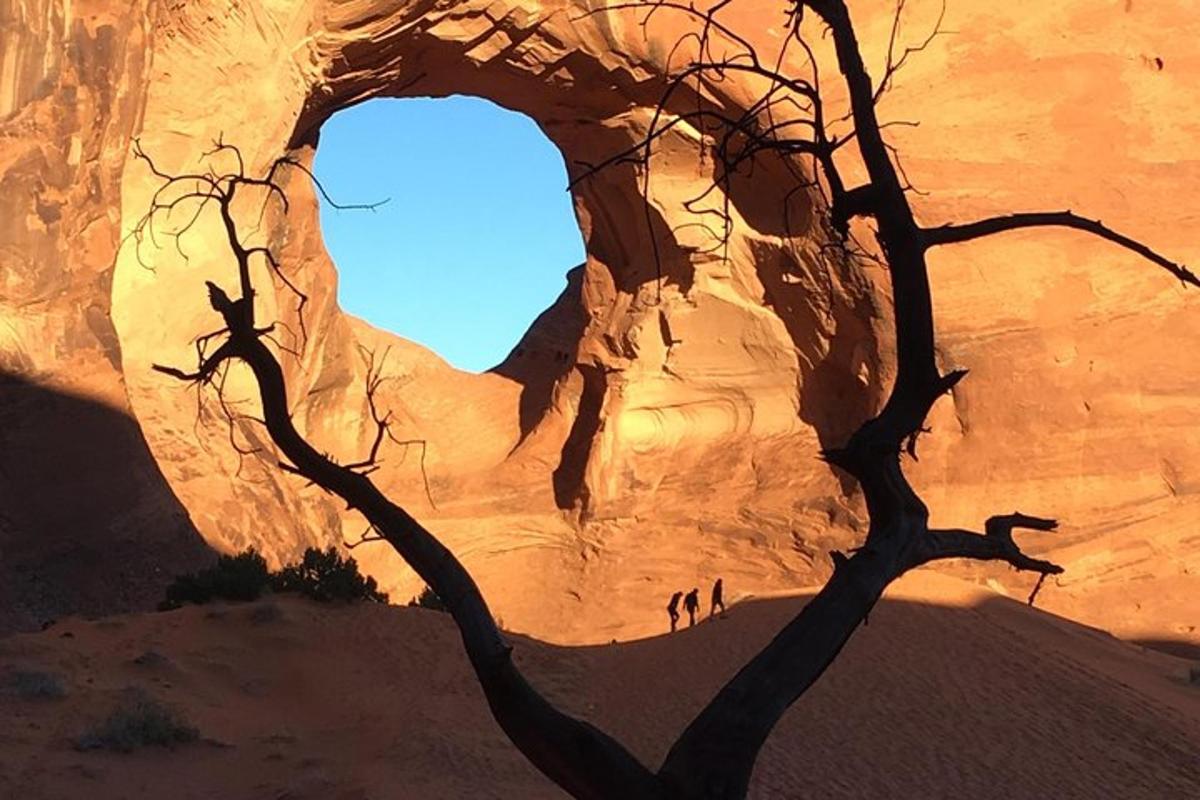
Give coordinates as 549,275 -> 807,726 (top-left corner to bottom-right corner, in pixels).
667,591 -> 683,632
710,578 -> 726,619
684,588 -> 700,627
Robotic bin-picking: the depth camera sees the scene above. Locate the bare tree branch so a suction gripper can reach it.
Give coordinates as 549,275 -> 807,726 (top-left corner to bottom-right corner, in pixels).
914,513 -> 1064,575
873,0 -> 948,104
921,211 -> 1200,287
151,340 -> 234,384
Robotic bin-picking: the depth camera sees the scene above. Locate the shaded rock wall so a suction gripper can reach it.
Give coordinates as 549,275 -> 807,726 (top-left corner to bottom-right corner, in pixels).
0,0 -> 211,632
1,0 -> 1196,643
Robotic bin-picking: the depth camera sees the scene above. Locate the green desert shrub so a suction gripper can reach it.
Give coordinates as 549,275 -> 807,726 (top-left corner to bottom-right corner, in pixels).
160,546 -> 387,610
407,585 -> 447,612
2,668 -> 66,699
159,548 -> 271,610
272,547 -> 388,604
74,691 -> 198,752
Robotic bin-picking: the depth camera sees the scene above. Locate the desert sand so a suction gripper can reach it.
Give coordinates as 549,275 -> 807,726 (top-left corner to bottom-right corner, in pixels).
2,572 -> 1198,799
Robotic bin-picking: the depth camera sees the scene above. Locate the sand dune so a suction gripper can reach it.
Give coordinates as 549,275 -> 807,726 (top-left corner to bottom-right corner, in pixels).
2,572 -> 1196,799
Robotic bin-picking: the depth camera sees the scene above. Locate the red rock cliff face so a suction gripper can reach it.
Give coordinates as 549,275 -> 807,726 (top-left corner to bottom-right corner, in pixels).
1,0 -> 1196,645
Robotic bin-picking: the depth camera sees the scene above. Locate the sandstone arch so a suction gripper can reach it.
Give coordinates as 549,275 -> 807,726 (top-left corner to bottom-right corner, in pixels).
2,0 -> 1197,644
108,0 -> 878,629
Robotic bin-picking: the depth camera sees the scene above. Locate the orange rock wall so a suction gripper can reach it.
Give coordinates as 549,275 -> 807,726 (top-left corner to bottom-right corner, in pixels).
1,0 -> 1196,644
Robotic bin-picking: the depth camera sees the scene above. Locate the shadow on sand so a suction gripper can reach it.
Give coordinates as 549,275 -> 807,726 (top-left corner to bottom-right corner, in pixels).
0,370 -> 213,634
2,589 -> 1197,798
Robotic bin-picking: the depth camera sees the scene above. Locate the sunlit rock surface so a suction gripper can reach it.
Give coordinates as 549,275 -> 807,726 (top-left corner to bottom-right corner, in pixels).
1,0 -> 1196,649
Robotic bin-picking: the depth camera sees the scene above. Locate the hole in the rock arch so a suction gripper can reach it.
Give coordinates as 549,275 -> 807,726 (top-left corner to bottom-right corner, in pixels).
313,96 -> 586,373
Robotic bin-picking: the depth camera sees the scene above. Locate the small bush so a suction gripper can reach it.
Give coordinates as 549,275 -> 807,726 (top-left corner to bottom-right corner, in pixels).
160,546 -> 387,610
408,585 -> 447,612
74,691 -> 198,752
272,547 -> 388,604
3,669 -> 66,699
159,548 -> 271,610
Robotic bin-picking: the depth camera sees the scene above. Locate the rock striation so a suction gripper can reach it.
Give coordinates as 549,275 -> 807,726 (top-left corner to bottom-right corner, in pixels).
1,0 -> 1196,646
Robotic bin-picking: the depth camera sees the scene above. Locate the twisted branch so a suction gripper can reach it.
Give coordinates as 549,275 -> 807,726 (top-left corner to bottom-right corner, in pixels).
921,211 -> 1199,287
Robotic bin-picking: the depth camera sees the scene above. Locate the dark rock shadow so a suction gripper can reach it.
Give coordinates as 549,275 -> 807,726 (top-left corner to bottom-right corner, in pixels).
489,136 -> 700,510
722,143 -> 818,239
1133,638 -> 1200,661
748,239 -> 881,500
492,265 -> 590,445
580,167 -> 698,297
0,370 -> 213,634
724,150 -> 883,463
550,364 -> 606,511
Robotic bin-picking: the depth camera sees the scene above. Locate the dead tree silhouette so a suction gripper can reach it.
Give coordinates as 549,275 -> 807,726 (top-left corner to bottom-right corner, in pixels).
138,2 -> 1193,798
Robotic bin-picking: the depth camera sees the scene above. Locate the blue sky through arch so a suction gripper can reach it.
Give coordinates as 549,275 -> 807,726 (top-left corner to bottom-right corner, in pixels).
313,96 -> 587,373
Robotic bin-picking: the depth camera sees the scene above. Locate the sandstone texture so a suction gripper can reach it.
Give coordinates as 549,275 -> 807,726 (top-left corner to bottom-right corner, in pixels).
1,0 -> 1196,649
